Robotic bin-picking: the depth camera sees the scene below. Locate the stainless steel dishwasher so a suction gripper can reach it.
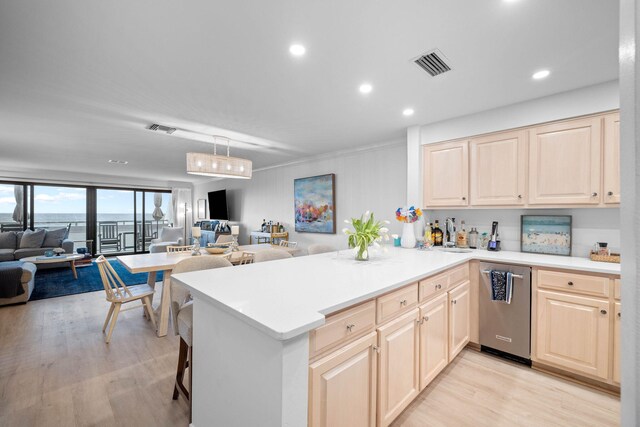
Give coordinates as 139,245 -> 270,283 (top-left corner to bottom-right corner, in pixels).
479,262 -> 532,364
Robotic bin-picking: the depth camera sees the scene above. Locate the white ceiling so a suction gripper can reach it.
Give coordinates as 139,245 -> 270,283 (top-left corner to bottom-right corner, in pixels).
0,0 -> 619,184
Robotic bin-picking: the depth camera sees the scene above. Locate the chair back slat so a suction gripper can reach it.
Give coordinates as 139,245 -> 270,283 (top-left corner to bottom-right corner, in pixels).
96,255 -> 133,300
237,252 -> 254,265
279,240 -> 297,248
167,245 -> 194,253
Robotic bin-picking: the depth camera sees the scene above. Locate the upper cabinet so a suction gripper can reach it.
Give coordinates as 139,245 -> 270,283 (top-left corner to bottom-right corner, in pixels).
421,111 -> 620,209
423,140 -> 469,207
603,112 -> 621,204
528,117 -> 602,205
469,130 -> 527,206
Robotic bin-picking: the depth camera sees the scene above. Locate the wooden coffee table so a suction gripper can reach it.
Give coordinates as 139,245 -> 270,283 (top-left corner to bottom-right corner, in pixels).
21,254 -> 85,279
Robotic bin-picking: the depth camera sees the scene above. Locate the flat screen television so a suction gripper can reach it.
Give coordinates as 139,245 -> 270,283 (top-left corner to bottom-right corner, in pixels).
208,190 -> 230,220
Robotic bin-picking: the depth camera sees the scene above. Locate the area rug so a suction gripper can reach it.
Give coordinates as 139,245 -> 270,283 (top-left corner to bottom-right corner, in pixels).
30,260 -> 163,301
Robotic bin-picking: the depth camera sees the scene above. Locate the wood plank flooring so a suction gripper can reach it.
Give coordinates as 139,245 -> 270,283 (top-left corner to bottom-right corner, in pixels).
0,288 -> 620,427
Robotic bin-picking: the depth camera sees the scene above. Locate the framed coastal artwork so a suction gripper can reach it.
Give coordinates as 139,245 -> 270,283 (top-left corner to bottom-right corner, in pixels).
294,173 -> 336,234
521,215 -> 572,256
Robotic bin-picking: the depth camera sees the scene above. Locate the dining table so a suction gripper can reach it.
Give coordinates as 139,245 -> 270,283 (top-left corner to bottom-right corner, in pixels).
116,243 -> 304,337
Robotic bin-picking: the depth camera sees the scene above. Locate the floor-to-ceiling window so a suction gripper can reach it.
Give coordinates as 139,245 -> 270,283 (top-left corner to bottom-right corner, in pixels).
96,189 -> 135,254
0,183 -> 27,232
32,185 -> 87,242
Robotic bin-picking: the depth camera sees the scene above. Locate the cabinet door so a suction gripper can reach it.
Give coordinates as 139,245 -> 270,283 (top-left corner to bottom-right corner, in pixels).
535,290 -> 610,379
528,117 -> 602,205
377,309 -> 419,427
448,281 -> 470,362
309,331 -> 377,427
419,293 -> 448,390
469,130 -> 527,206
603,112 -> 620,204
613,302 -> 621,384
423,140 -> 469,207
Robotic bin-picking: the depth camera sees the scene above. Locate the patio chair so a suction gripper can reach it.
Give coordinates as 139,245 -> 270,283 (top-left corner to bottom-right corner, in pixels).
98,221 -> 121,253
136,223 -> 157,251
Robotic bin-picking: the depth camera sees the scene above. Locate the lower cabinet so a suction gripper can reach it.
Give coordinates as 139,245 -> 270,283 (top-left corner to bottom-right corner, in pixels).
535,290 -> 610,379
418,293 -> 449,390
377,308 -> 420,427
613,302 -> 621,384
308,331 -> 378,427
448,281 -> 471,362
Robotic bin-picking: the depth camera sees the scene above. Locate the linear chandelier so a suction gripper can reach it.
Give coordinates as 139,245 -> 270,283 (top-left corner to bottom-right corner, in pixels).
186,136 -> 252,179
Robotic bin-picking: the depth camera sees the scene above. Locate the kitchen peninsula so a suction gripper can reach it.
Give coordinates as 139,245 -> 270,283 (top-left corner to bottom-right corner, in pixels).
173,247 -> 621,427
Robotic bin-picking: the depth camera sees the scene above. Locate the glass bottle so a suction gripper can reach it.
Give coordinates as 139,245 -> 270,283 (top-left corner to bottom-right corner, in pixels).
468,227 -> 478,249
433,220 -> 443,246
456,220 -> 468,248
424,222 -> 433,246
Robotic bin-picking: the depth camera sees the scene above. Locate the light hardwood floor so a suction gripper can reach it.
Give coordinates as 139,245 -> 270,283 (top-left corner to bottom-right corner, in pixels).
0,288 -> 620,427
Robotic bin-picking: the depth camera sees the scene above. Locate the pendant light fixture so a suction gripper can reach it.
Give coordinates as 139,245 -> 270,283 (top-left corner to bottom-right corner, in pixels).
186,136 -> 252,179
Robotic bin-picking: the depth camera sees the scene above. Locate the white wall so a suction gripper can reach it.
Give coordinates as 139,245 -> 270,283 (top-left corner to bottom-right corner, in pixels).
193,142 -> 407,248
422,208 -> 619,257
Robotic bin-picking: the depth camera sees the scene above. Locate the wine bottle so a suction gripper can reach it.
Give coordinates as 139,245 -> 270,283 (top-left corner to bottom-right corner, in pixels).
433,220 -> 443,246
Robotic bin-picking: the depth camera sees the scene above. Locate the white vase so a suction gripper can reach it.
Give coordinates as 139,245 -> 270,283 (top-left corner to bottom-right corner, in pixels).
401,223 -> 417,248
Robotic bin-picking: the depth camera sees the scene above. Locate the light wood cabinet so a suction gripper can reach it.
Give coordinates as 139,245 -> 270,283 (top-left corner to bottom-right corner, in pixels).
423,140 -> 469,207
603,112 -> 621,204
377,309 -> 420,427
613,302 -> 621,384
448,281 -> 471,362
535,290 -> 610,379
309,331 -> 378,427
469,130 -> 527,206
418,293 -> 449,390
528,117 -> 602,205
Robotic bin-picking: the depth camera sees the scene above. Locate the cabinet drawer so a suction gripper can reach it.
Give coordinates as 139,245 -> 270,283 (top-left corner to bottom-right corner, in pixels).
537,269 -> 609,298
614,278 -> 620,300
419,273 -> 448,302
448,263 -> 470,288
310,300 -> 376,358
377,283 -> 419,324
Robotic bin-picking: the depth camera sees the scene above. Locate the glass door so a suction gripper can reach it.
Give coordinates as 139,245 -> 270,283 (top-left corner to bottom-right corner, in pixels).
136,191 -> 171,252
96,189 -> 135,255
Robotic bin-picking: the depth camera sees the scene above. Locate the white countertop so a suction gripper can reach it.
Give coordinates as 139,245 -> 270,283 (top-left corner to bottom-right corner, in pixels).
173,247 -> 620,341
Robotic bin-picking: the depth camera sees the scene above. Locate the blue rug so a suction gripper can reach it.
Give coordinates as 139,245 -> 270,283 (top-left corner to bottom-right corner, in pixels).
31,259 -> 163,301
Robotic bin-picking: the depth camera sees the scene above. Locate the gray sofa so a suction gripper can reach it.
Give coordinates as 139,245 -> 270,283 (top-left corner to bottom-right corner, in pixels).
0,262 -> 36,306
0,229 -> 74,264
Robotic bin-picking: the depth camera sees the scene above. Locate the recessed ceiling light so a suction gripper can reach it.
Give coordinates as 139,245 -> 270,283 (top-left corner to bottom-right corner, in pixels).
289,44 -> 306,56
403,108 -> 415,116
108,159 -> 128,165
532,69 -> 550,80
359,83 -> 373,94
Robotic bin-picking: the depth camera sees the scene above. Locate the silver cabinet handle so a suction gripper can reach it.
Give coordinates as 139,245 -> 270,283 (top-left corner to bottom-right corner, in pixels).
372,345 -> 380,353
452,300 -> 457,305
346,324 -> 355,332
600,309 -> 607,315
423,315 -> 429,322
400,299 -> 407,306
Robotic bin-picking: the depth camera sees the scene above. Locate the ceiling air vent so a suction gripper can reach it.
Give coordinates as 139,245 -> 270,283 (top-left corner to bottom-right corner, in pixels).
413,49 -> 451,77
148,124 -> 177,134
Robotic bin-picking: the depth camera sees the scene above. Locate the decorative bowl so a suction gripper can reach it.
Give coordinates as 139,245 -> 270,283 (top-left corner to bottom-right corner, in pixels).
205,247 -> 228,254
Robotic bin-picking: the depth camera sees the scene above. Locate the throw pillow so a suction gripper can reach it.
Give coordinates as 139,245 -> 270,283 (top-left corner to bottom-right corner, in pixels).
160,226 -> 183,243
19,229 -> 46,249
42,227 -> 67,248
0,231 -> 17,250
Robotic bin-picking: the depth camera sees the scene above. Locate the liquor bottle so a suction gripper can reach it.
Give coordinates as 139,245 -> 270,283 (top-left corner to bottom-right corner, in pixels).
433,220 -> 443,246
424,222 -> 433,246
456,220 -> 468,248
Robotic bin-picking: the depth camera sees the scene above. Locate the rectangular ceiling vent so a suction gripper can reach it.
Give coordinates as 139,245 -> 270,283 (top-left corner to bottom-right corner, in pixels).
148,124 -> 177,134
414,49 -> 451,77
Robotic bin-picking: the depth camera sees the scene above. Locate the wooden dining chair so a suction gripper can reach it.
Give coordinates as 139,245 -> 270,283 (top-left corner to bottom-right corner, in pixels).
170,256 -> 233,421
167,245 -> 194,253
95,255 -> 156,343
278,240 -> 298,248
236,251 -> 255,265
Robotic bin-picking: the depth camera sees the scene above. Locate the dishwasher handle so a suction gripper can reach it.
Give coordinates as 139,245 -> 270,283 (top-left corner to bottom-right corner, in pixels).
481,270 -> 524,280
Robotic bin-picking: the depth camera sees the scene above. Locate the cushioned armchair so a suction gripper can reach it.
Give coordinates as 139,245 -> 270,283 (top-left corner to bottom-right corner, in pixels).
149,227 -> 184,253
0,262 -> 36,306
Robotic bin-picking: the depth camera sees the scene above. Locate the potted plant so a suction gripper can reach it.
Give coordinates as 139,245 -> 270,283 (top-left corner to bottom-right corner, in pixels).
343,211 -> 389,261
